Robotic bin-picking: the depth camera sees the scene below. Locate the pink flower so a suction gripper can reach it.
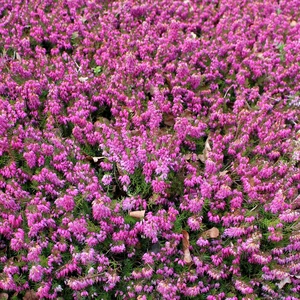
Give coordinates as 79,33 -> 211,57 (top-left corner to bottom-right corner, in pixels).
234,280 -> 254,295
10,229 -> 25,251
55,195 -> 75,212
223,227 -> 247,238
29,265 -> 44,282
92,199 -> 111,220
101,174 -> 113,186
187,216 -> 202,231
110,244 -> 126,253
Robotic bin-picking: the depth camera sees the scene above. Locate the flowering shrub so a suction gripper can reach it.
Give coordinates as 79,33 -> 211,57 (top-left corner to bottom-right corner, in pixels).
0,0 -> 300,299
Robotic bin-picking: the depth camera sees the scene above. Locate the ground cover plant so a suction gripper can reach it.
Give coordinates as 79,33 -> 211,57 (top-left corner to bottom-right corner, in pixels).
0,0 -> 300,299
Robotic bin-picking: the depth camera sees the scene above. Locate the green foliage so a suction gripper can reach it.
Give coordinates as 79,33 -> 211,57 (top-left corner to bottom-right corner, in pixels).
21,179 -> 39,194
80,143 -> 102,157
39,114 -> 48,131
29,37 -> 39,51
276,42 -> 286,62
173,264 -> 191,278
259,214 -> 280,230
122,258 -> 134,277
59,285 -> 76,300
12,274 -> 27,285
61,121 -> 74,138
40,89 -> 49,101
91,103 -> 113,122
181,135 -> 206,155
167,170 -> 185,197
73,195 -> 91,217
124,215 -> 138,225
39,255 -> 49,268
71,31 -> 80,47
127,167 -> 152,198
240,253 -> 262,279
5,47 -> 16,58
95,292 -> 111,300
87,219 -> 101,233
0,153 -> 10,168
173,211 -> 190,232
92,65 -> 103,75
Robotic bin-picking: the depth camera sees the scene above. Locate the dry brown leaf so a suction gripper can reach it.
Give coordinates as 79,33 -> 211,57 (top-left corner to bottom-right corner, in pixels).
83,154 -> 93,161
79,76 -> 89,82
181,110 -> 193,121
249,177 -> 255,187
116,163 -> 125,176
163,113 -> 175,127
16,52 -> 21,61
92,156 -> 104,163
203,137 -> 211,158
198,154 -> 206,163
129,210 -> 145,219
182,230 -> 190,249
182,230 -> 192,264
257,53 -> 264,59
292,195 -> 300,210
291,221 -> 300,231
290,20 -> 297,27
202,227 -> 219,239
219,170 -> 228,176
198,137 -> 211,163
183,248 -> 192,264
0,293 -> 8,300
277,276 -> 291,289
149,85 -> 156,96
23,290 -> 38,300
183,153 -> 193,161
96,117 -> 110,125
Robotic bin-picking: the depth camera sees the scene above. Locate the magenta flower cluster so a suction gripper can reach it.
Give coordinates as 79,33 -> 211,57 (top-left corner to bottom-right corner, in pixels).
0,0 -> 300,299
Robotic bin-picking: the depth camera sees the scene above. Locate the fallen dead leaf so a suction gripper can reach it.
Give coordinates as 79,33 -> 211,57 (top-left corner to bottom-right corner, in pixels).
198,137 -> 211,163
183,248 -> 192,264
219,170 -> 228,176
203,137 -> 211,156
129,210 -> 145,219
116,163 -> 125,176
277,276 -> 291,289
92,156 -> 104,163
182,230 -> 192,264
290,20 -> 297,27
149,85 -> 156,96
78,76 -> 89,82
163,113 -> 175,127
292,195 -> 300,210
198,154 -> 205,163
0,293 -> 8,300
23,290 -> 38,300
183,153 -> 193,161
16,52 -> 21,61
182,230 -> 190,249
201,227 -> 219,239
96,117 -> 110,125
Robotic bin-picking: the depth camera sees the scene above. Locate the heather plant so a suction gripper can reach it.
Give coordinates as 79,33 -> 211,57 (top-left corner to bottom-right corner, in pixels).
0,0 -> 300,299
